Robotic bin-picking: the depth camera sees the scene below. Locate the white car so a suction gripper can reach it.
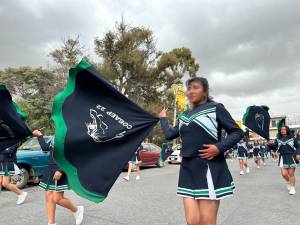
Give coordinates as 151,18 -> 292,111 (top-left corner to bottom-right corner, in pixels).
168,148 -> 182,164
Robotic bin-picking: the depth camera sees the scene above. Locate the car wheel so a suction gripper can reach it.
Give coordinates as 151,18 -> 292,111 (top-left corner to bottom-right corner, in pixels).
11,167 -> 29,189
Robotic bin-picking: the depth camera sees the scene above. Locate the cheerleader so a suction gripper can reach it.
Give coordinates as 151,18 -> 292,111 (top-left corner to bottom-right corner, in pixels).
248,143 -> 254,159
32,130 -> 84,225
259,141 -> 268,166
237,139 -> 250,175
123,144 -> 143,181
268,126 -> 300,195
0,120 -> 27,204
159,77 -> 243,225
253,141 -> 261,168
271,146 -> 279,163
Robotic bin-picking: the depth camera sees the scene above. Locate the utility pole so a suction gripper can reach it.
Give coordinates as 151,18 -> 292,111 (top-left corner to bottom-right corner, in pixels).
171,84 -> 179,145
171,84 -> 180,126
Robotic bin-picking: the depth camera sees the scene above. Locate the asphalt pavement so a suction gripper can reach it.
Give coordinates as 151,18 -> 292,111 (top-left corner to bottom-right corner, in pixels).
0,159 -> 300,225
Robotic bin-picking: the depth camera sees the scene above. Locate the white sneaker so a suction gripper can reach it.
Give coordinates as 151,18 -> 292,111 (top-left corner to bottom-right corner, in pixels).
240,170 -> 244,175
136,176 -> 140,180
289,187 -> 296,195
263,163 -> 266,166
123,176 -> 129,181
74,206 -> 84,225
257,166 -> 260,169
246,167 -> 250,174
17,192 -> 28,205
286,183 -> 291,191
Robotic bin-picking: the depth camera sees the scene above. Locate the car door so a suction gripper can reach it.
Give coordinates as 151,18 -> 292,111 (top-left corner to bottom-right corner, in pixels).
149,144 -> 161,164
17,137 -> 50,176
139,144 -> 152,165
29,149 -> 49,176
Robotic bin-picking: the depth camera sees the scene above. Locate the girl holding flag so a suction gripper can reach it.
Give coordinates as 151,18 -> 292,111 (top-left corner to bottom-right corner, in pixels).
32,130 -> 84,225
159,77 -> 243,225
124,144 -> 143,181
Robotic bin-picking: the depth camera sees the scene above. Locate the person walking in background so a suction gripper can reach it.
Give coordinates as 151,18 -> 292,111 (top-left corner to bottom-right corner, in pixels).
259,140 -> 269,166
0,120 -> 27,205
124,144 -> 143,181
253,140 -> 262,169
237,139 -> 250,175
268,126 -> 300,195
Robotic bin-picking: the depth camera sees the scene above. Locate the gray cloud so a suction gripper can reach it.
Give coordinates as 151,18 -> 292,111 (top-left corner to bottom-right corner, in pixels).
0,0 -> 299,119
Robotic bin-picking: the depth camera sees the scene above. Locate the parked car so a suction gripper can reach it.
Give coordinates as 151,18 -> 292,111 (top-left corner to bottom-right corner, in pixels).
139,143 -> 162,167
11,136 -> 53,188
125,143 -> 162,169
168,144 -> 182,164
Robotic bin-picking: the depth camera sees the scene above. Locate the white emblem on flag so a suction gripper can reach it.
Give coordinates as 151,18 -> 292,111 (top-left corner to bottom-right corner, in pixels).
86,109 -> 126,142
255,113 -> 264,130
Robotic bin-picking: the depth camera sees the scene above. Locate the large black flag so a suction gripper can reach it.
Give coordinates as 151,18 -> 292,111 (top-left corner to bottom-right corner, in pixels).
0,85 -> 31,151
242,105 -> 270,140
52,60 -> 159,203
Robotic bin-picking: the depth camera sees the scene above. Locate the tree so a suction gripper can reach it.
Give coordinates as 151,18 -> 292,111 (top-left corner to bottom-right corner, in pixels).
94,19 -> 199,107
94,19 -> 199,143
0,67 -> 57,134
0,20 -> 200,143
49,35 -> 85,85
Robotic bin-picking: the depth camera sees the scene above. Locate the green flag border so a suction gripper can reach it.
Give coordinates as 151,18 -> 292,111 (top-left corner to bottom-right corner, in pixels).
0,84 -> 29,121
12,102 -> 29,121
51,60 -> 106,203
242,105 -> 269,125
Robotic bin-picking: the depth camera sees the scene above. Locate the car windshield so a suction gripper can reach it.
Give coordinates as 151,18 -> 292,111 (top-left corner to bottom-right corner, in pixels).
18,137 -> 52,151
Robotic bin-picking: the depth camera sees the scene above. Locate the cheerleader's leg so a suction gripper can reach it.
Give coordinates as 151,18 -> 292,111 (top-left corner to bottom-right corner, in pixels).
52,191 -> 84,225
239,159 -> 244,171
183,198 -> 201,225
52,191 -> 77,213
199,199 -> 220,225
1,176 -> 22,195
244,159 -> 248,168
257,157 -> 261,167
45,191 -> 56,224
0,176 -> 2,192
280,168 -> 289,183
287,168 -> 296,187
124,162 -> 133,181
136,163 -> 141,179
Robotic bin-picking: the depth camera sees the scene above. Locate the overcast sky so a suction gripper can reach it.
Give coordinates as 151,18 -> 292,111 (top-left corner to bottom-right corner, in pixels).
1,0 -> 299,120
